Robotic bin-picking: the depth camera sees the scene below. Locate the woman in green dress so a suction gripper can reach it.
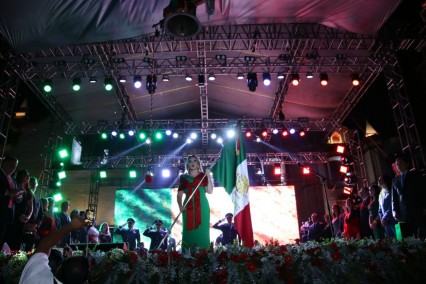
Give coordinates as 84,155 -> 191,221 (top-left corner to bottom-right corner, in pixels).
177,155 -> 213,250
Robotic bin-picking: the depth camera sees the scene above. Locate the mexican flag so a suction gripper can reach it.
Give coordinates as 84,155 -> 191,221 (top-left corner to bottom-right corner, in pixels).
212,130 -> 254,247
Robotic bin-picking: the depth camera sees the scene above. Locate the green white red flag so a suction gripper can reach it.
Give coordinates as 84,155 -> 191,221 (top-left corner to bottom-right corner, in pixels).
212,129 -> 254,247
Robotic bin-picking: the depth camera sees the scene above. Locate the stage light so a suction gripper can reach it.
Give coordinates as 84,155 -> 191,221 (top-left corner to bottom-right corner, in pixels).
306,72 -> 314,79
226,129 -> 235,138
352,73 -> 360,86
165,130 -> 172,136
129,169 -> 137,179
245,131 -> 252,138
138,132 -> 146,140
58,149 -> 69,159
299,129 -> 306,137
145,138 -> 151,144
262,72 -> 271,86
128,130 -> 135,136
155,132 -> 163,140
320,73 -> 328,86
58,171 -> 66,180
197,74 -> 205,86
273,164 -> 281,175
172,132 -> 179,139
302,167 -> 310,175
261,130 -> 268,137
186,138 -> 193,144
336,145 -> 346,154
343,186 -> 352,195
119,133 -> 125,139
162,75 -> 170,82
255,137 -> 261,143
190,132 -> 197,139
208,73 -> 216,81
291,74 -> 300,86
162,169 -> 171,178
55,181 -> 62,187
185,74 -> 193,81
216,137 -> 223,144
272,128 -> 279,135
99,170 -> 107,179
237,73 -> 244,80
277,72 -> 285,80
340,165 -> 349,173
42,79 -> 52,92
53,193 -> 63,202
119,76 -> 127,83
247,72 -> 258,92
72,78 -> 81,91
289,128 -> 296,135
89,77 -> 97,83
101,132 -> 108,140
111,130 -> 118,137
133,75 -> 142,88
146,75 -> 157,94
53,207 -> 59,213
282,129 -> 289,137
210,133 -> 217,140
104,78 -> 113,91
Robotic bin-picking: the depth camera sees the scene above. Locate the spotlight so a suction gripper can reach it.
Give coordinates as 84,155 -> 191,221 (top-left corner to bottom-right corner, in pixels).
165,130 -> 172,136
89,77 -> 97,83
272,128 -> 279,135
302,167 -> 311,175
128,130 -> 135,136
282,129 -> 289,137
306,72 -> 314,79
129,169 -> 137,179
291,74 -> 300,86
277,72 -> 285,80
351,73 -> 360,86
247,72 -> 258,92
155,132 -> 163,140
146,75 -> 157,94
119,133 -> 125,139
255,137 -> 261,143
262,72 -> 271,86
111,130 -> 118,137
190,132 -> 197,139
289,128 -> 296,135
273,164 -> 281,175
104,78 -> 113,91
42,79 -> 52,92
119,76 -> 127,83
145,138 -> 151,144
261,130 -> 268,137
162,74 -> 170,82
208,73 -> 216,81
197,74 -> 205,85
336,145 -> 346,154
237,73 -> 244,80
133,75 -> 142,88
186,138 -> 192,144
299,129 -> 306,137
172,132 -> 179,139
162,169 -> 171,178
226,129 -> 235,138
101,132 -> 108,140
340,165 -> 349,174
99,171 -> 107,179
245,131 -> 252,138
138,132 -> 146,140
210,133 -> 217,140
216,137 -> 223,144
72,78 -> 81,91
320,73 -> 328,86
185,74 -> 193,81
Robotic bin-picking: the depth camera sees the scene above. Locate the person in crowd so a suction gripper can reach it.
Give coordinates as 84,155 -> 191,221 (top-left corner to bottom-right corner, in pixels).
99,222 -> 111,243
137,242 -> 148,255
6,169 -> 33,250
143,219 -> 168,251
358,187 -> 373,239
69,209 -> 80,243
300,216 -> 312,242
23,177 -> 43,251
321,213 -> 333,240
177,155 -> 213,250
0,155 -> 20,247
378,174 -> 396,238
306,213 -> 325,242
55,201 -> 71,246
331,204 -> 344,238
115,218 -> 141,250
212,213 -> 240,245
77,210 -> 88,243
87,223 -> 100,243
19,215 -> 89,284
343,197 -> 361,240
368,184 -> 385,240
392,153 -> 426,238
37,198 -> 56,243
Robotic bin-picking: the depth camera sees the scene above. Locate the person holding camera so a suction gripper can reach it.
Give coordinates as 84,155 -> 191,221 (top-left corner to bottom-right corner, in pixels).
212,213 -> 240,246
143,219 -> 168,251
114,218 -> 140,250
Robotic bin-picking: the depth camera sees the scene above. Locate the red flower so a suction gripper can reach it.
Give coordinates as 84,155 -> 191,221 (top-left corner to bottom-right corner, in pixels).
170,250 -> 180,260
284,254 -> 292,265
230,254 -> 241,262
331,252 -> 342,261
246,261 -> 257,272
157,253 -> 168,267
240,252 -> 248,262
217,251 -> 228,264
129,251 -> 138,264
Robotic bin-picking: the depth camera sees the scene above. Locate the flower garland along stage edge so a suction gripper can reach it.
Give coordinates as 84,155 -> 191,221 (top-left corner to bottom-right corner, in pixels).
2,238 -> 426,284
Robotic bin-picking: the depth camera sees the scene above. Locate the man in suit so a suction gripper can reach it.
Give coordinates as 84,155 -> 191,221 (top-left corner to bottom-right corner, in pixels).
143,219 -> 168,251
213,213 -> 240,245
392,154 -> 426,238
115,218 -> 141,250
306,213 -> 325,242
0,155 -> 19,246
23,177 -> 44,250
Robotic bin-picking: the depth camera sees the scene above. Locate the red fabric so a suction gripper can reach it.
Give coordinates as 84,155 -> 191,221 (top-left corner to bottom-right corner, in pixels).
343,212 -> 361,240
234,204 -> 254,247
178,173 -> 208,231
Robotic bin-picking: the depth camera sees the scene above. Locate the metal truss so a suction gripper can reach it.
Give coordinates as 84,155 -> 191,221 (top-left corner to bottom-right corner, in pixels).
197,41 -> 209,146
87,170 -> 100,219
64,117 -> 339,135
0,69 -> 18,159
39,134 -> 63,197
81,151 -> 329,169
343,129 -> 368,188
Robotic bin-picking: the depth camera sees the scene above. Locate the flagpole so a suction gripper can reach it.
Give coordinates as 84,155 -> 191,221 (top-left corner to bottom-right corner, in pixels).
156,147 -> 224,250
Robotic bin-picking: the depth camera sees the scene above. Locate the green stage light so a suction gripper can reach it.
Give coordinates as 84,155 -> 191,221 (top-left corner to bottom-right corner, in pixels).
53,193 -> 63,202
104,78 -> 113,91
42,79 -> 52,93
101,132 -> 108,139
138,132 -> 146,140
129,170 -> 137,179
72,78 -> 81,91
56,181 -> 62,187
58,171 -> 66,179
155,132 -> 163,140
58,149 -> 69,159
119,133 -> 125,139
53,207 -> 59,212
100,170 -> 107,178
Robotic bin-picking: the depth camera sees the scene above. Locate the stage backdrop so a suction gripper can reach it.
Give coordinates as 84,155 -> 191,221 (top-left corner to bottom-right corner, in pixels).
114,185 -> 299,249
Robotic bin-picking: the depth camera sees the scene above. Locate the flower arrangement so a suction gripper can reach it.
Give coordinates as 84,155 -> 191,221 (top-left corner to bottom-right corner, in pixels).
2,238 -> 426,283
